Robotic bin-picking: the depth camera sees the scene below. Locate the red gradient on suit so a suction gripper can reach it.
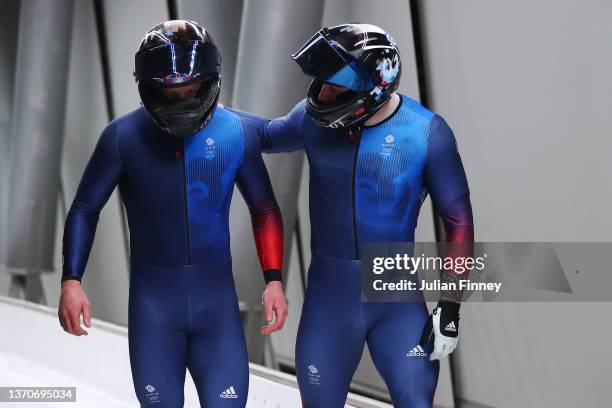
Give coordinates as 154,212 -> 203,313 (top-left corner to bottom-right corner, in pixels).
250,205 -> 284,271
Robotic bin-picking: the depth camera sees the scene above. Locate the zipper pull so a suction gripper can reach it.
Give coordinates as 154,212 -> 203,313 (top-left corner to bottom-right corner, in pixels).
348,125 -> 363,141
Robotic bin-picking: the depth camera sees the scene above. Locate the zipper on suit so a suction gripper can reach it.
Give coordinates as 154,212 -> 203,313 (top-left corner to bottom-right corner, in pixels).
350,129 -> 362,259
179,142 -> 191,264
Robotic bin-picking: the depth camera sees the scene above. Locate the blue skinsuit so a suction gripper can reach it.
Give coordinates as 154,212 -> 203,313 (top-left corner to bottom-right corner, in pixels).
62,106 -> 283,407
244,95 -> 473,408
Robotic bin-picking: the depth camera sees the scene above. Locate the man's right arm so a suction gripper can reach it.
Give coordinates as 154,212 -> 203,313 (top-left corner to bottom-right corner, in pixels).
62,122 -> 122,282
230,100 -> 306,153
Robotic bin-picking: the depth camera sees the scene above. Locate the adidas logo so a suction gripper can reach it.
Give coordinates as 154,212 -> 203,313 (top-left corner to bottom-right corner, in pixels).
445,321 -> 457,332
407,345 -> 427,357
219,386 -> 238,399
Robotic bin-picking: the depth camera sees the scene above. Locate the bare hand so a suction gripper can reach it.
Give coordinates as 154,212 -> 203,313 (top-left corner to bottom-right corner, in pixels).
260,281 -> 288,335
58,280 -> 91,336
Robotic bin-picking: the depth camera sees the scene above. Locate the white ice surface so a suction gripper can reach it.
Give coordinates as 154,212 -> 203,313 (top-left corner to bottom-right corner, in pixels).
0,352 -> 133,407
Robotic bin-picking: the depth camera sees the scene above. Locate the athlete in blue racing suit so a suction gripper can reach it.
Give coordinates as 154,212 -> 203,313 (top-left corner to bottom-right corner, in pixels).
58,21 -> 285,408
241,24 -> 474,407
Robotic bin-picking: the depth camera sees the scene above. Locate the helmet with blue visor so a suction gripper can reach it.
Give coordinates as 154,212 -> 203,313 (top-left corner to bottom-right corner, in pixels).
292,23 -> 401,129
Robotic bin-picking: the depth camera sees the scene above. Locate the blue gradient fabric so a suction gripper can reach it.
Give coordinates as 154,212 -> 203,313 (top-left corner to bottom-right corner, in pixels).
62,105 -> 282,407
239,94 -> 473,407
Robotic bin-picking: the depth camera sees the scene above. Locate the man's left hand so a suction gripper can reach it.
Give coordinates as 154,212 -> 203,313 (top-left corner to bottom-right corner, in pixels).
260,281 -> 288,335
419,301 -> 460,361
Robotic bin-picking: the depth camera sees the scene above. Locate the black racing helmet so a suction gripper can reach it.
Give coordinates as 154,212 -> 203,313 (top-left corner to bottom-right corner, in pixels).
134,20 -> 221,138
292,23 -> 401,129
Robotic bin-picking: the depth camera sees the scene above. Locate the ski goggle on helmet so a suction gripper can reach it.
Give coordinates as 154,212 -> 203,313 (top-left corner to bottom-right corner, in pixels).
292,23 -> 401,129
134,20 -> 221,138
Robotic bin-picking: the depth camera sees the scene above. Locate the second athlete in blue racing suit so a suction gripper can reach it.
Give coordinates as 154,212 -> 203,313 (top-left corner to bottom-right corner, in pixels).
240,23 -> 474,407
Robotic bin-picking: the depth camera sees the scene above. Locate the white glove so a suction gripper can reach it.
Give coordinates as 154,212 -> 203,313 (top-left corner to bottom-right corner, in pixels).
419,302 -> 460,361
